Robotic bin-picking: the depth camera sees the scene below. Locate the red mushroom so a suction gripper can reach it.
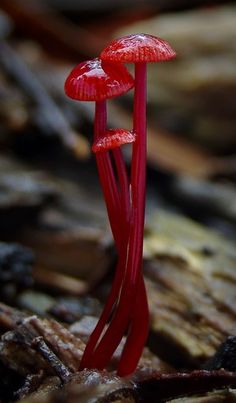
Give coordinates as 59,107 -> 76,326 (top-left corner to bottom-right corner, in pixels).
92,128 -> 136,153
92,34 -> 176,375
65,58 -> 136,373
65,58 -> 134,101
100,33 -> 176,266
65,35 -> 176,377
65,58 -> 134,248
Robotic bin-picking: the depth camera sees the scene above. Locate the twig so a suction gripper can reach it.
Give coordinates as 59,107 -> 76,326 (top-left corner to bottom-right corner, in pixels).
32,336 -> 71,382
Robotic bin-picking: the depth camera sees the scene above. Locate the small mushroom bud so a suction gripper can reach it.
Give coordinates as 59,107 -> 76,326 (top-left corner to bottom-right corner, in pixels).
92,129 -> 136,153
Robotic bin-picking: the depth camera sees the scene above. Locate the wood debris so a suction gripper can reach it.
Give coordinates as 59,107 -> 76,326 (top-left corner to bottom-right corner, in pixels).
144,210 -> 236,367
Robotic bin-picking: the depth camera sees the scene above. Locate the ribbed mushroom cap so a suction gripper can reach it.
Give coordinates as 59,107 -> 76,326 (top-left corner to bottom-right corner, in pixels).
100,33 -> 176,63
92,129 -> 136,153
65,58 -> 134,102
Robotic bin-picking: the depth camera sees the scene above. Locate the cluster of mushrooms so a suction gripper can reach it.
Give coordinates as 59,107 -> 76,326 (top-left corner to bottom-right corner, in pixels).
65,33 -> 176,377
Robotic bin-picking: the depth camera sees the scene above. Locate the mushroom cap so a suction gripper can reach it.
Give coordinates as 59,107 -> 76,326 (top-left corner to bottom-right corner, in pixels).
92,129 -> 136,152
64,58 -> 134,101
100,33 -> 176,63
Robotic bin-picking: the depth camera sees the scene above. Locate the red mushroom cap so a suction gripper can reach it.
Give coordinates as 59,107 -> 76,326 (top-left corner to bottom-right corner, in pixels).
92,128 -> 136,153
100,33 -> 176,63
65,58 -> 134,102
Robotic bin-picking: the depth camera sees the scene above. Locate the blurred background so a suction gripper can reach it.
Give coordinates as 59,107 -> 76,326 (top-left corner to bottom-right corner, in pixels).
0,0 -> 235,283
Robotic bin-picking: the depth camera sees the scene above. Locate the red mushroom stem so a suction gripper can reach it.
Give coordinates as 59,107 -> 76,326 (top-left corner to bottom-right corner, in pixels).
80,217 -> 130,369
117,62 -> 149,376
118,276 -> 149,376
128,61 -> 147,289
93,100 -> 121,249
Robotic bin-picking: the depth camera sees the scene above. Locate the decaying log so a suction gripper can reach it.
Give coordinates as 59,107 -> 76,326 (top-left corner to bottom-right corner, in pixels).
135,370 -> 236,402
17,369 -> 236,403
144,210 -> 236,367
19,369 -> 136,403
0,184 -> 235,401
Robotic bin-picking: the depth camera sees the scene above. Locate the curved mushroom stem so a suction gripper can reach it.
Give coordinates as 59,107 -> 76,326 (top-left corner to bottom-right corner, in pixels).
94,100 -> 121,250
80,222 -> 129,369
118,275 -> 149,376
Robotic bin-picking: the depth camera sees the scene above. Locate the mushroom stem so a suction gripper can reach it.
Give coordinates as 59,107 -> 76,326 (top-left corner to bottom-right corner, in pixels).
80,226 -> 130,369
115,62 -> 149,375
94,100 -> 121,250
118,276 -> 149,376
129,61 -> 147,285
113,148 -> 131,229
